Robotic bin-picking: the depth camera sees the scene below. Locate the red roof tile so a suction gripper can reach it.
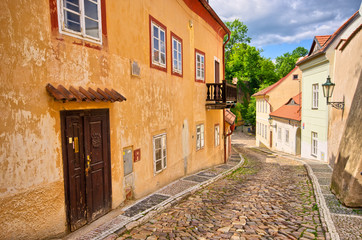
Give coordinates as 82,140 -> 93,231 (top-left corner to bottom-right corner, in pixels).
270,93 -> 302,121
225,109 -> 236,125
46,83 -> 126,103
252,67 -> 298,97
315,35 -> 331,47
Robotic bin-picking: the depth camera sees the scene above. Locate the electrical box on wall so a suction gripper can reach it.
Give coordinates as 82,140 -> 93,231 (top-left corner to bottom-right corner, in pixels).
134,148 -> 141,162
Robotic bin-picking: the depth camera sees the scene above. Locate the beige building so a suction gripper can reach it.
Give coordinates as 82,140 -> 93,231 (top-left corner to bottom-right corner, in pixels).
0,0 -> 236,238
328,9 -> 362,207
297,9 -> 361,162
252,67 -> 302,148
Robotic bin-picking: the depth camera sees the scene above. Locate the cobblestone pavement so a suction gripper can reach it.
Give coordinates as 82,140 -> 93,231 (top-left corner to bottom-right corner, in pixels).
118,145 -> 326,240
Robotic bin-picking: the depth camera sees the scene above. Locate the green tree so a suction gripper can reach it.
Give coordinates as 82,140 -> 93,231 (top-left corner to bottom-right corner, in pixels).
275,47 -> 308,78
224,19 -> 251,63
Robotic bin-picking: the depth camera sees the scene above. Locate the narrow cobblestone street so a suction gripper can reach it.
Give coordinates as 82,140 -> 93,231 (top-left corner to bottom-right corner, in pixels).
117,144 -> 325,240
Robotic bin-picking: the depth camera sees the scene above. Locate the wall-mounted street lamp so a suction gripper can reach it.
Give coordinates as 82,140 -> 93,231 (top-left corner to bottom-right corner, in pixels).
268,116 -> 276,128
322,76 -> 344,110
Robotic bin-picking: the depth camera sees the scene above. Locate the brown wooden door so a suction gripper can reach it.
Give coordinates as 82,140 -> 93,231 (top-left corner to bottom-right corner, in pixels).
215,60 -> 220,84
62,109 -> 111,231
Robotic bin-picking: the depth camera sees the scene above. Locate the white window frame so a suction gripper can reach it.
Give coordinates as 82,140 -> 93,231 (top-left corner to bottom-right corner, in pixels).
153,133 -> 167,174
172,36 -> 182,74
58,0 -> 102,44
285,129 -> 289,144
196,51 -> 205,81
214,124 -> 220,147
196,124 -> 205,150
151,20 -> 166,68
312,84 -> 319,109
311,132 -> 318,156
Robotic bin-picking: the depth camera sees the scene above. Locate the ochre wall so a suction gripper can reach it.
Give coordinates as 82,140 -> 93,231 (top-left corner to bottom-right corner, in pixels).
0,0 -> 227,238
330,26 -> 362,207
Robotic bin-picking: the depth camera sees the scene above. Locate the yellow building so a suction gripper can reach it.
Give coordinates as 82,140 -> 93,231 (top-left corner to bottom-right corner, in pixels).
0,0 -> 235,238
252,67 -> 302,148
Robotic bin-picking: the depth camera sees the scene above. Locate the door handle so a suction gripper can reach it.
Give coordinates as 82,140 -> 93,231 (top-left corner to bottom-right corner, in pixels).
85,155 -> 91,176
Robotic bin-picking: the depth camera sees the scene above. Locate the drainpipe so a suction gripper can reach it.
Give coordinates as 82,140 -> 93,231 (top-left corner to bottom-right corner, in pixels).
223,32 -> 230,163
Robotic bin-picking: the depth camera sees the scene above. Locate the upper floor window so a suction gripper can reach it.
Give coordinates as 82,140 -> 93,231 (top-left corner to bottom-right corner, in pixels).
153,133 -> 167,174
196,124 -> 205,150
171,32 -> 182,76
150,16 -> 167,70
312,84 -> 319,109
293,74 -> 298,80
195,49 -> 205,82
58,0 -> 102,43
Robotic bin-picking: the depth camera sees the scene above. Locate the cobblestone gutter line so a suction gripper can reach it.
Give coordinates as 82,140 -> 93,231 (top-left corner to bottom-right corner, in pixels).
295,159 -> 339,240
91,153 -> 245,240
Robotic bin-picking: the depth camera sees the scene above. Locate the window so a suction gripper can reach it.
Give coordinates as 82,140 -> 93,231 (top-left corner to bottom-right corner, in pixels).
278,127 -> 282,141
195,49 -> 205,82
264,125 -> 267,139
293,74 -> 298,80
58,0 -> 102,43
171,32 -> 182,76
311,132 -> 318,156
153,133 -> 167,173
285,129 -> 289,143
196,124 -> 205,150
312,84 -> 319,109
150,16 -> 167,70
214,124 -> 220,147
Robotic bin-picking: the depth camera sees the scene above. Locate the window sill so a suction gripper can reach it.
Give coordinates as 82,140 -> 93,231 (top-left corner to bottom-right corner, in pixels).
195,79 -> 205,83
172,71 -> 183,78
196,147 -> 205,152
59,29 -> 102,45
151,63 -> 167,72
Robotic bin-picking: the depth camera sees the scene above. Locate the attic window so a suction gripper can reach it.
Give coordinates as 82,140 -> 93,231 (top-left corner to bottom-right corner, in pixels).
293,74 -> 298,80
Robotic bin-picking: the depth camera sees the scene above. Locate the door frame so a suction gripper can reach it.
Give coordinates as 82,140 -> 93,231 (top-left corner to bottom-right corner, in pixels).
60,108 -> 112,231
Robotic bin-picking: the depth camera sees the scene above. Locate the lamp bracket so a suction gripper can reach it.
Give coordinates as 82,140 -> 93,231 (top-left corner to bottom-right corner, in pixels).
329,102 -> 344,110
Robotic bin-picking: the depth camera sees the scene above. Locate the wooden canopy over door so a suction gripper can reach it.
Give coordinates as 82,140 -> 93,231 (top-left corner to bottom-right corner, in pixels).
61,109 -> 112,231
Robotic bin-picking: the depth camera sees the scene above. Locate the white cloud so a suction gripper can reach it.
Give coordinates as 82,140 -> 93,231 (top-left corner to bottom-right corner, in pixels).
209,0 -> 361,47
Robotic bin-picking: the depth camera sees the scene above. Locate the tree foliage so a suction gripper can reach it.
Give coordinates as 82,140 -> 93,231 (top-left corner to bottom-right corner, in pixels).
224,20 -> 307,128
224,19 -> 251,63
275,47 -> 308,78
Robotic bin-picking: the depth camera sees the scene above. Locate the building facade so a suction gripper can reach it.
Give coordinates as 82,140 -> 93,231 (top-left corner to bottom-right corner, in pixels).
0,0 -> 233,238
269,93 -> 302,155
253,67 -> 301,148
297,10 -> 361,162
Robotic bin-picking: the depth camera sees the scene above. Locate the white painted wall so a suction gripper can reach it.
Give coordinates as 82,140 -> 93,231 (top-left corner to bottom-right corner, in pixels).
255,97 -> 270,147
272,119 -> 299,155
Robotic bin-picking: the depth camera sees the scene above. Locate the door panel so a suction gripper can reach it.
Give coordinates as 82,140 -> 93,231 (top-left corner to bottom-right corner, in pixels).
65,115 -> 87,231
215,61 -> 220,83
84,111 -> 111,222
62,109 -> 111,231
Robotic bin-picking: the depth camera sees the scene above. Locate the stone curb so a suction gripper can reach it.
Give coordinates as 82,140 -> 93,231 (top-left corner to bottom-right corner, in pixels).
264,149 -> 339,240
93,152 -> 245,240
300,160 -> 339,240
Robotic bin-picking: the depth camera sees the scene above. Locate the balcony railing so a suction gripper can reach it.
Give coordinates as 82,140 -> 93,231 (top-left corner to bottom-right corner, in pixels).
206,80 -> 237,109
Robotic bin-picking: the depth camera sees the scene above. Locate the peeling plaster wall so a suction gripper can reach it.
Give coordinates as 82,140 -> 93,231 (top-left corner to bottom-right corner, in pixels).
0,0 -> 226,238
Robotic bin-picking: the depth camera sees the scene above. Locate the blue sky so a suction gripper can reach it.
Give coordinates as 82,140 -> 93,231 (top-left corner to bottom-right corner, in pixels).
209,0 -> 361,60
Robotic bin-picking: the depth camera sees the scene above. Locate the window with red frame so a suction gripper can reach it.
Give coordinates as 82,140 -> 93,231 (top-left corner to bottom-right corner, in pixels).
195,49 -> 205,82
